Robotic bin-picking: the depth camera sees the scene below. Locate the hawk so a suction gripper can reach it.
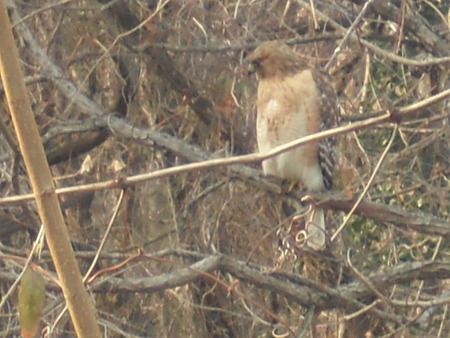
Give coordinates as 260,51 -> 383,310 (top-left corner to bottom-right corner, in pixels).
248,40 -> 340,250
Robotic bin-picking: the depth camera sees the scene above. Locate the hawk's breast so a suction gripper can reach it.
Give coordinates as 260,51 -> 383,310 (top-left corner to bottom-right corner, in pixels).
256,70 -> 325,190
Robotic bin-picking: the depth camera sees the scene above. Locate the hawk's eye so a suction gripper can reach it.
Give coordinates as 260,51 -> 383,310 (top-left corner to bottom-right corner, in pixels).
248,60 -> 260,75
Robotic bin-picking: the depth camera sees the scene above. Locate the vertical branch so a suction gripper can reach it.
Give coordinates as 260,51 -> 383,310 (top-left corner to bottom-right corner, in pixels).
0,1 -> 101,337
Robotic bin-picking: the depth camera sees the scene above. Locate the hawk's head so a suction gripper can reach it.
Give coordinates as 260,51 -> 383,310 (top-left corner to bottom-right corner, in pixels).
247,40 -> 304,79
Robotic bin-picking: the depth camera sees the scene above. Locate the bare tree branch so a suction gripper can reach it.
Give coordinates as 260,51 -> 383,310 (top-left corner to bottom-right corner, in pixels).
296,0 -> 450,66
311,194 -> 450,237
0,1 -> 101,336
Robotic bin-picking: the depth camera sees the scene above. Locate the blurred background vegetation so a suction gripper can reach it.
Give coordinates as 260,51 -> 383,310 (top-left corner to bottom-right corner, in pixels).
0,0 -> 449,337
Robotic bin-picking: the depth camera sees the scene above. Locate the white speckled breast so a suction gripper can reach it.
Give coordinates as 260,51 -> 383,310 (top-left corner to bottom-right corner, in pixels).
256,69 -> 325,191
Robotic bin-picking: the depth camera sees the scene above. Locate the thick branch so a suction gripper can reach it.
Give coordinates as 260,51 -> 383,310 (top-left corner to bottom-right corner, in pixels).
3,249 -> 447,324
0,2 -> 101,336
310,194 -> 450,237
85,251 -> 450,323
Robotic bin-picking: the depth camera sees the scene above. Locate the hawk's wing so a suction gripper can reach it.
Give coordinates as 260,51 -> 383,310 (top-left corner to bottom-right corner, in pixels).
311,70 -> 340,190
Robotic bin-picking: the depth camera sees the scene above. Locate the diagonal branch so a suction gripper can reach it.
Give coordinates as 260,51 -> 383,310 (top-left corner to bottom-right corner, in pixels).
2,248 -> 449,324
0,1 -> 101,336
85,250 -> 450,323
311,194 -> 450,237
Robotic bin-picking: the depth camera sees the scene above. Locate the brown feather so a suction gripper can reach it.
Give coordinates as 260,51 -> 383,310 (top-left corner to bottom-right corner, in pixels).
248,40 -> 340,250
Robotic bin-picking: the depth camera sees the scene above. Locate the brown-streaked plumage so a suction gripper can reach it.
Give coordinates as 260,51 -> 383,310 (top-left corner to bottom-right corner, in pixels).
248,40 -> 340,250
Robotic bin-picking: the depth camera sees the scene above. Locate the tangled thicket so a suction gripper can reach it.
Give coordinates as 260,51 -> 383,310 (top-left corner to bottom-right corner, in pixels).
0,0 -> 449,337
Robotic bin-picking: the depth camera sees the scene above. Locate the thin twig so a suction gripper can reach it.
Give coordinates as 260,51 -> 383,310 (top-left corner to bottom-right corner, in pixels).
347,250 -> 393,311
86,189 -> 125,281
139,34 -> 344,53
296,0 -> 450,66
297,305 -> 316,337
437,304 -> 448,337
343,300 -> 380,321
331,124 -> 398,242
0,226 -> 44,309
324,0 -> 375,71
308,0 -> 318,30
49,189 -> 125,333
